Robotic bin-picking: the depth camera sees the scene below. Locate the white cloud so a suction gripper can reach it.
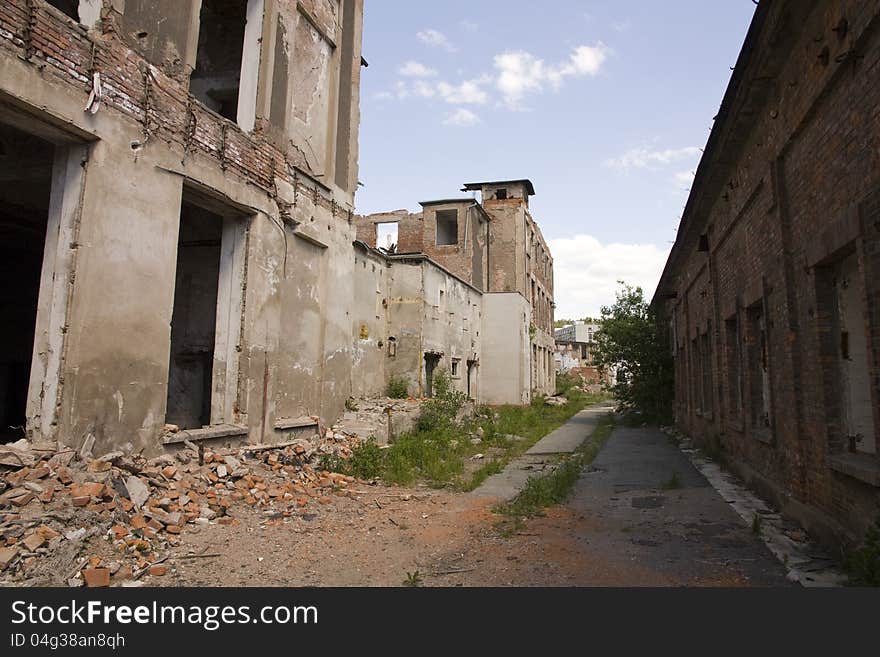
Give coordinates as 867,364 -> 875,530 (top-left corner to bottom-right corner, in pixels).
417,29 -> 457,52
460,20 -> 479,32
494,43 -> 609,108
674,169 -> 696,187
399,60 -> 438,78
606,146 -> 700,170
443,108 -> 481,127
547,234 -> 669,319
393,80 -> 410,99
436,76 -> 490,104
413,80 -> 437,98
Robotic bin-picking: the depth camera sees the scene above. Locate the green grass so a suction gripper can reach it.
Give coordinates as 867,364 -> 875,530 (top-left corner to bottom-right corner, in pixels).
322,386 -> 611,490
495,413 -> 615,519
661,472 -> 682,490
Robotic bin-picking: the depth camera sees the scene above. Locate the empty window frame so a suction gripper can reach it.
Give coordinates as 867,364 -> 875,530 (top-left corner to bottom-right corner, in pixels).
191,0 -> 262,127
436,209 -> 459,245
45,0 -> 78,20
376,222 -> 399,252
451,359 -> 460,378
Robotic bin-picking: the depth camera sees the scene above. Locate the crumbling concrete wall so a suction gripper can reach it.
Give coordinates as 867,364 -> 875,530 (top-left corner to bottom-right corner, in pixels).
384,259 -> 424,397
0,0 -> 365,455
481,292 -> 530,405
420,261 -> 482,398
351,244 -> 388,398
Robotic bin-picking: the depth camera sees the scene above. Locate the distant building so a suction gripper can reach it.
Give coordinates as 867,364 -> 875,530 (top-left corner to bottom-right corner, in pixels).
357,179 -> 556,404
554,322 -> 611,388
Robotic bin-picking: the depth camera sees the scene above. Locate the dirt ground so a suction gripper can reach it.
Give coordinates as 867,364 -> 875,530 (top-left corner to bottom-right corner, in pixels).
159,486 -> 781,588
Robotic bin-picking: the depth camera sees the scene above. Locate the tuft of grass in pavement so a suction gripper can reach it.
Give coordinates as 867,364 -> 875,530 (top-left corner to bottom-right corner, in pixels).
495,413 -> 615,520
661,472 -> 682,490
752,513 -> 763,536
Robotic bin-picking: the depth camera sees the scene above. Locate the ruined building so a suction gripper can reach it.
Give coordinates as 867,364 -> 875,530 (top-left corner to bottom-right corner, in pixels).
0,1 -> 553,459
1,0 -> 365,454
356,180 -> 556,403
655,0 -> 880,547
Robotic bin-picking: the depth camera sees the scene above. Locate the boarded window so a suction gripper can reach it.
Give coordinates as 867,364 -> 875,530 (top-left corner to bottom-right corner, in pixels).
830,253 -> 875,454
436,210 -> 458,245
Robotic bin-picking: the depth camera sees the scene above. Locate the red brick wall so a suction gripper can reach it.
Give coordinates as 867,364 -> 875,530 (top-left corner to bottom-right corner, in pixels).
663,0 -> 880,545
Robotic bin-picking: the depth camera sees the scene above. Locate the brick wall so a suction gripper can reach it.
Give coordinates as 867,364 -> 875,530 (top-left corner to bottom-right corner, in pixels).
0,0 -> 355,218
660,0 -> 880,546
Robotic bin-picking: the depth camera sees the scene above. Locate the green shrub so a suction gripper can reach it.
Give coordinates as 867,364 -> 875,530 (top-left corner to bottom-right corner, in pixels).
386,376 -> 410,399
418,368 -> 467,431
319,439 -> 384,479
555,372 -> 581,397
846,517 -> 880,586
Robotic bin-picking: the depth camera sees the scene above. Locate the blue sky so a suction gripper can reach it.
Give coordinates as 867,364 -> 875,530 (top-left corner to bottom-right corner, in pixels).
355,1 -> 757,319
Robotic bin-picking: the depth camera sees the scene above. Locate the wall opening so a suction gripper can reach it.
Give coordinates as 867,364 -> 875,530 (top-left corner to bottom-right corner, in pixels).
45,0 -> 79,21
0,124 -> 54,442
191,0 -> 248,122
436,209 -> 458,246
376,222 -> 398,252
334,0 -> 357,191
166,201 -> 225,430
424,353 -> 440,398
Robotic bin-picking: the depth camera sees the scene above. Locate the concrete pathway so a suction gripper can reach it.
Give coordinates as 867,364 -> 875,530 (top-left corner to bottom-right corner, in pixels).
559,425 -> 792,585
471,402 -> 614,501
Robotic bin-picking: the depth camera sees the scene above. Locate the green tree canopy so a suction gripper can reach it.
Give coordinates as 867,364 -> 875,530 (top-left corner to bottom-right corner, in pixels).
592,282 -> 673,424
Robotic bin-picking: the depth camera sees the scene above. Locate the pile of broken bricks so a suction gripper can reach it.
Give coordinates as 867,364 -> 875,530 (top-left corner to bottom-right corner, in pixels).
0,429 -> 365,587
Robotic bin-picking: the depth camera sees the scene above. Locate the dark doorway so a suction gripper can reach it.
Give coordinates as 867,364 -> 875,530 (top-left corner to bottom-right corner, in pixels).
424,354 -> 440,398
467,360 -> 477,399
166,201 -> 223,430
0,124 -> 54,442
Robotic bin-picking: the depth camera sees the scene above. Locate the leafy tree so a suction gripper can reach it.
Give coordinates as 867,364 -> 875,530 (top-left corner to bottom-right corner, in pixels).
593,282 -> 673,424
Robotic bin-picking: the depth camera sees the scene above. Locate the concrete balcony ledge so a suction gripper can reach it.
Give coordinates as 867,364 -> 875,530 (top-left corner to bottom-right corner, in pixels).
829,453 -> 880,487
162,424 -> 249,446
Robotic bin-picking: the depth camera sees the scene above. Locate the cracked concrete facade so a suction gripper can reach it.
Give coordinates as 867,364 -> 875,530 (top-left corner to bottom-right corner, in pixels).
0,1 -> 553,460
356,179 -> 556,404
0,0 -> 365,455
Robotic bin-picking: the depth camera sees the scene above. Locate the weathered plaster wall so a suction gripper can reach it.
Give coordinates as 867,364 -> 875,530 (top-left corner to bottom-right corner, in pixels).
0,0 -> 365,455
481,293 -> 530,405
351,244 -> 388,398
420,262 -> 482,398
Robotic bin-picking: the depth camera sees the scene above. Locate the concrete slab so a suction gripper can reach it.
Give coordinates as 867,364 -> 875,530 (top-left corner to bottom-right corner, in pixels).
525,403 -> 615,455
471,402 -> 614,501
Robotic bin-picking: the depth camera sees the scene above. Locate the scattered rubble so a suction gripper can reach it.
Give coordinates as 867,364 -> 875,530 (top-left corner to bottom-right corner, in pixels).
0,430 -> 367,587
